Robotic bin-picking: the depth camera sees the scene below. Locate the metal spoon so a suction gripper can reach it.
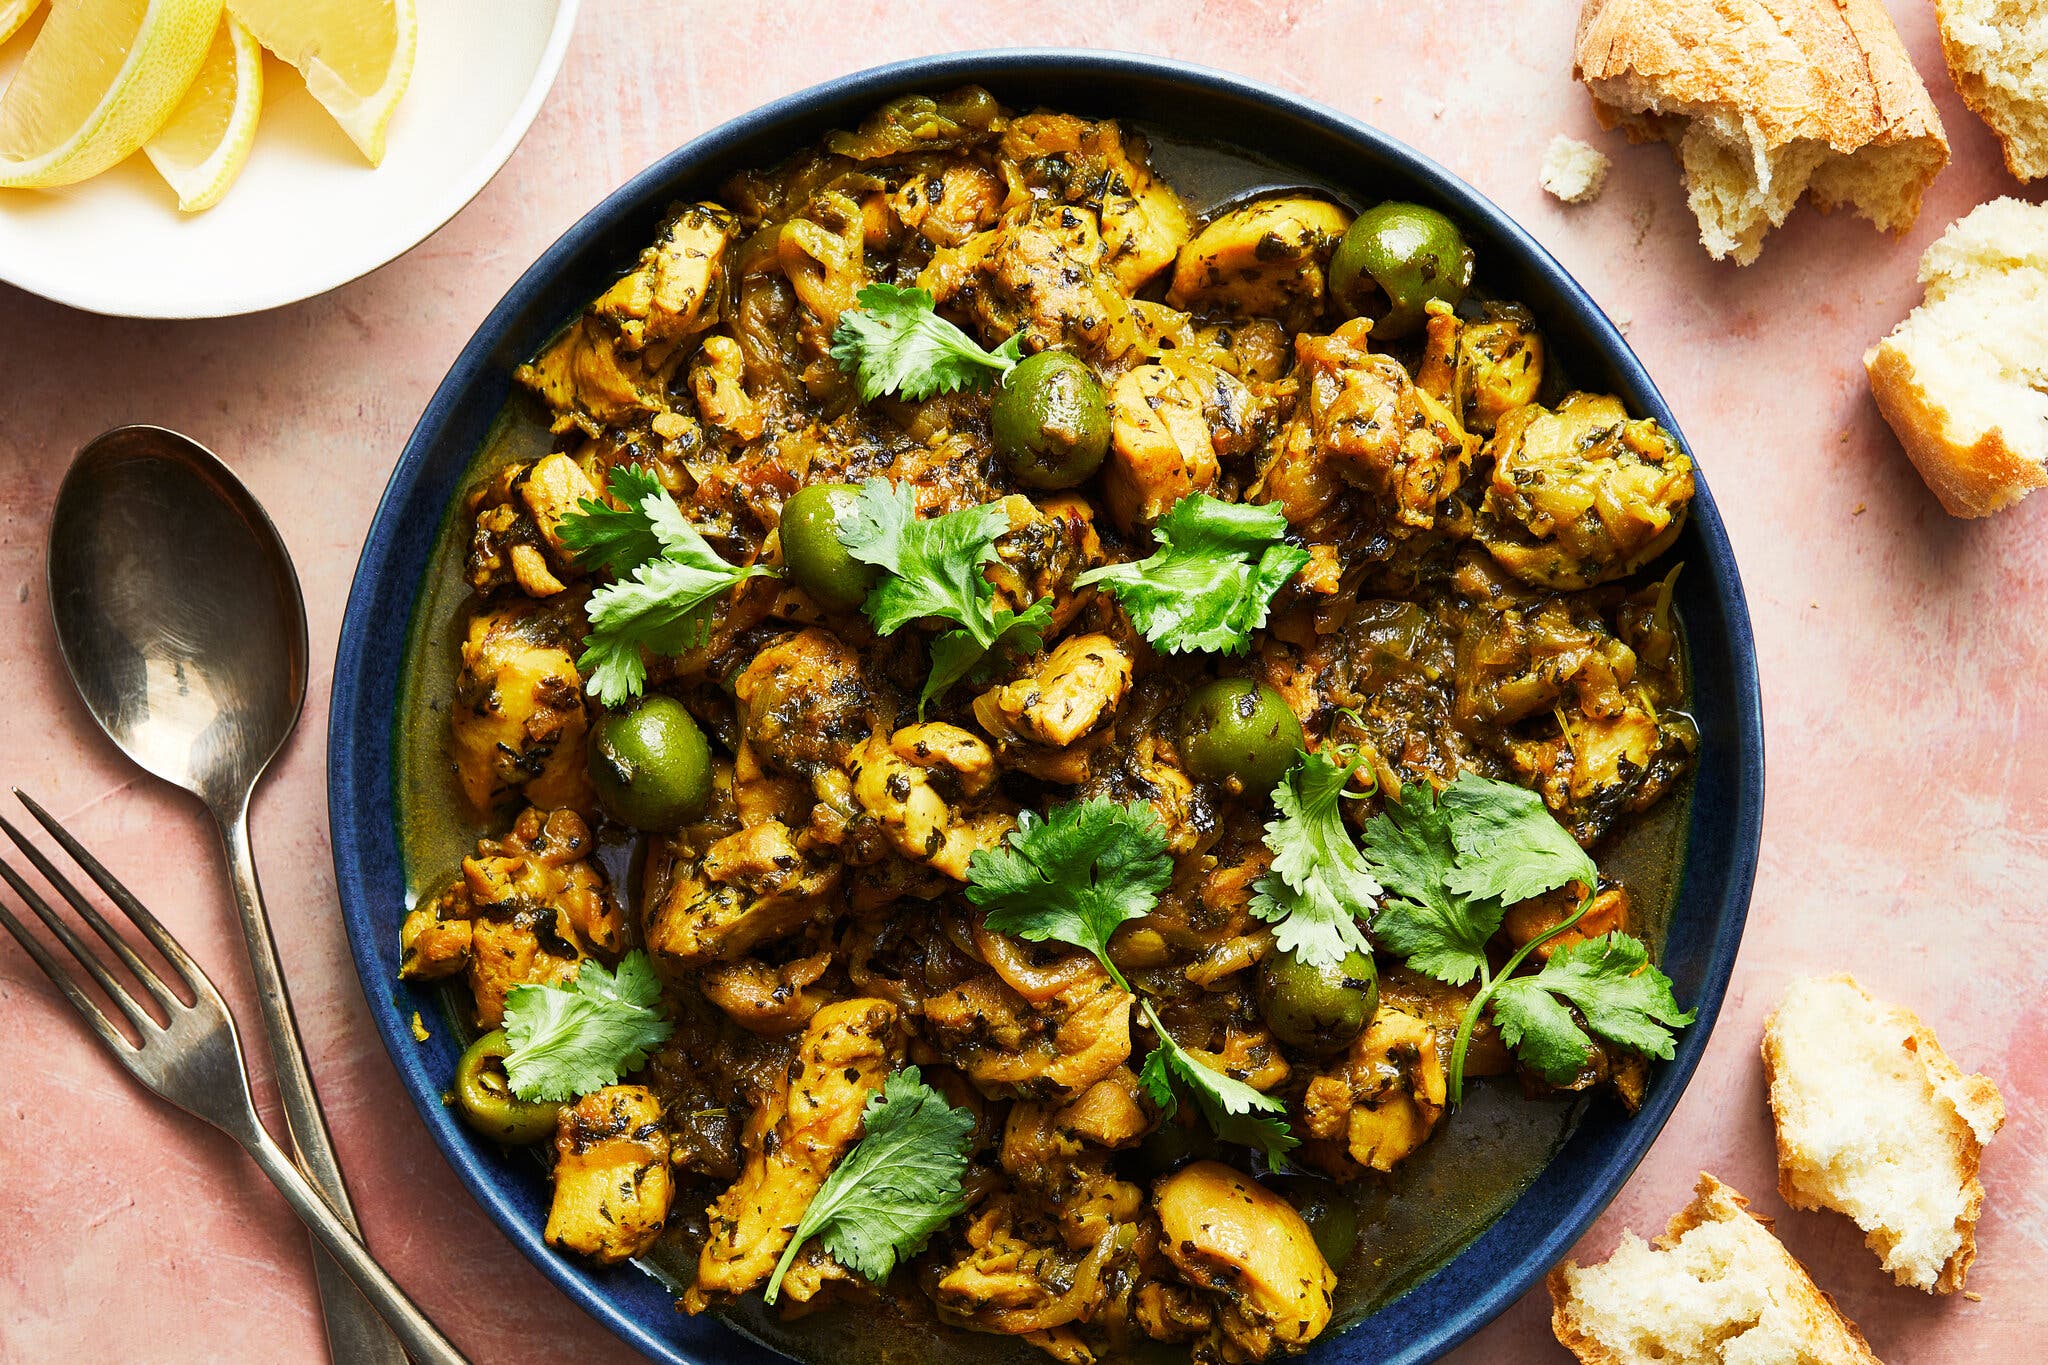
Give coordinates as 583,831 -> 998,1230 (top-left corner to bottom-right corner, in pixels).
46,425 -> 408,1365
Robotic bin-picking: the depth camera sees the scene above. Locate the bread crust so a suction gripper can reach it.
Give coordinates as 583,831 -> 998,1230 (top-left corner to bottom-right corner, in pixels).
1934,0 -> 2047,183
1864,337 -> 2048,517
1576,0 -> 1944,154
1762,974 -> 2006,1293
1573,0 -> 1948,254
1547,1173 -> 1882,1364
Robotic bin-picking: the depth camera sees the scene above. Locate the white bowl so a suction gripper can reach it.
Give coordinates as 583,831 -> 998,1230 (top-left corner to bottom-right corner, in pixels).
0,0 -> 578,318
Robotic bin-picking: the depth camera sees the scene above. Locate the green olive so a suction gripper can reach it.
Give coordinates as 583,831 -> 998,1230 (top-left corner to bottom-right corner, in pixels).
1279,1179 -> 1360,1270
454,1029 -> 561,1144
1179,679 -> 1305,799
1258,948 -> 1379,1055
588,695 -> 713,831
780,482 -> 879,610
990,350 -> 1110,489
1328,201 -> 1474,340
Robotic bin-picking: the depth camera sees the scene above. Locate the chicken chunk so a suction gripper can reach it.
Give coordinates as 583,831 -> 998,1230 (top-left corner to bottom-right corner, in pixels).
1455,307 -> 1545,433
889,161 -> 1005,248
683,999 -> 902,1310
1166,197 -> 1353,330
1257,317 -> 1477,532
645,820 -> 841,966
1001,1095 -> 1143,1248
1000,112 -> 1192,291
593,203 -> 733,352
732,628 -> 895,781
401,808 -> 618,1028
463,455 -> 598,599
516,316 -> 673,434
974,633 -> 1133,752
544,1085 -> 672,1265
1154,1161 -> 1336,1358
449,600 -> 593,815
1103,355 -> 1260,533
919,200 -> 1144,364
1301,1007 -> 1447,1174
1476,393 -> 1694,590
848,723 -> 1010,881
921,963 -> 1133,1100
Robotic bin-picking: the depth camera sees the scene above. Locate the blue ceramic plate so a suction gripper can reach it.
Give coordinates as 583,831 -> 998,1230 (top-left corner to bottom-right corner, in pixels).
332,49 -> 1764,1365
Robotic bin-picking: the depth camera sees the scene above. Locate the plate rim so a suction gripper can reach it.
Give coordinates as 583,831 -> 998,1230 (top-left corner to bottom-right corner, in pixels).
0,0 -> 582,319
330,46 -> 1764,1365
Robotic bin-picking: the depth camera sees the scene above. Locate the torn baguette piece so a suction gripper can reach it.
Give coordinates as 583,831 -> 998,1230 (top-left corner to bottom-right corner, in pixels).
1864,197 -> 2048,517
1543,135 -> 1611,204
1549,1173 -> 1882,1365
1573,0 -> 1949,264
1936,0 -> 2048,182
1764,975 -> 2005,1294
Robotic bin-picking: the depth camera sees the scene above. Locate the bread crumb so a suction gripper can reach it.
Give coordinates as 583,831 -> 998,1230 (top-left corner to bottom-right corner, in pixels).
1852,502 -> 1866,515
1965,1291 -> 1983,1302
1541,135 -> 1610,204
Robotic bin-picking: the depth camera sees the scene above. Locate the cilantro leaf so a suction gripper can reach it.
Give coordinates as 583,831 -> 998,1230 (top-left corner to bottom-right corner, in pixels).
1076,495 -> 1309,655
1137,1000 -> 1296,1172
830,283 -> 1023,401
966,797 -> 1172,976
1439,774 -> 1597,905
558,464 -> 668,577
764,1066 -> 975,1304
580,550 -> 776,706
833,478 -> 1052,709
558,463 -> 776,706
1491,933 -> 1695,1084
1361,780 -> 1503,987
1250,749 -> 1379,968
501,951 -> 674,1103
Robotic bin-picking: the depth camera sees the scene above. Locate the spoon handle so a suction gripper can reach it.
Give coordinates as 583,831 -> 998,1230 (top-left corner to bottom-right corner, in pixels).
218,801 -> 409,1365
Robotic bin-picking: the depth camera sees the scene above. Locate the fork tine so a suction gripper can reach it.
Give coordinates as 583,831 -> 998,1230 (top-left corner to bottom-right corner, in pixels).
0,810 -> 184,1012
0,845 -> 164,1035
0,883 -> 138,1055
11,791 -> 211,1002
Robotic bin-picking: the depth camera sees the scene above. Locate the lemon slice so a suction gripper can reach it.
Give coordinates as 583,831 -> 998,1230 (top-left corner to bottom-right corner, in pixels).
0,0 -> 44,47
142,14 -> 258,210
227,0 -> 415,166
0,0 -> 222,188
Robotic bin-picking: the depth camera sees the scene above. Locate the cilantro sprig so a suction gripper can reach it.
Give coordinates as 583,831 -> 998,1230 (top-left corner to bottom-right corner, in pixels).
1250,748 -> 1381,969
1491,934 -> 1695,1084
501,951 -> 674,1103
763,1066 -> 975,1305
1138,998 -> 1297,1172
966,798 -> 1172,965
558,464 -> 777,706
965,798 -> 1295,1170
1360,773 -> 1693,1102
830,283 -> 1023,401
833,478 -> 1053,709
1077,495 -> 1310,656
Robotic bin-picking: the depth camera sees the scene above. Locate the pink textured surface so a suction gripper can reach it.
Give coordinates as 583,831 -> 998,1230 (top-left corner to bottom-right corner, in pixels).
1,2 -> 2041,1361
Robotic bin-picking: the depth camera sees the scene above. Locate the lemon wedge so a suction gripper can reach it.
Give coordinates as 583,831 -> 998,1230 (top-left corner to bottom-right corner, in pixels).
0,0 -> 44,47
0,0 -> 222,188
227,0 -> 415,166
142,13 -> 258,210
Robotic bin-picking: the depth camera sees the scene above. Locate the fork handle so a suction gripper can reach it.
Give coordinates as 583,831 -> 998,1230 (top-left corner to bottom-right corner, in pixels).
216,802 -> 408,1365
242,1122 -> 470,1365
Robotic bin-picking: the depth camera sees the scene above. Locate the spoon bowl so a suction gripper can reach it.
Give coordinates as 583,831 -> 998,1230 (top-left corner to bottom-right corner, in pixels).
47,425 -> 307,812
45,424 -> 407,1364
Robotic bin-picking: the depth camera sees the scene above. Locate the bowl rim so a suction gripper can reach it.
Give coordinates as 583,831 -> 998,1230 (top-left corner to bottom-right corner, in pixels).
331,46 -> 1764,1365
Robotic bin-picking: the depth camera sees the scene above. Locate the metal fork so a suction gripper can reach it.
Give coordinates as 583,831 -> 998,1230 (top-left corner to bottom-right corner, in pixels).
0,792 -> 467,1365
